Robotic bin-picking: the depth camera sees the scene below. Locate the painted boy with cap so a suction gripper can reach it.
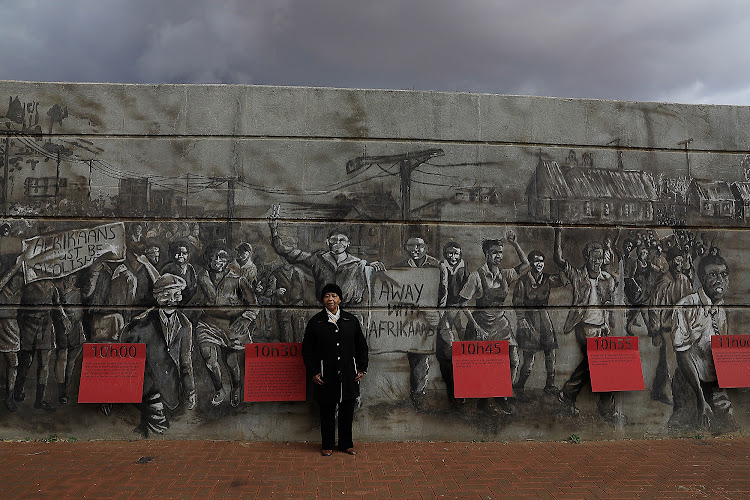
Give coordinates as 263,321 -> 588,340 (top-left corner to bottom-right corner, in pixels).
123,273 -> 196,437
302,283 -> 368,456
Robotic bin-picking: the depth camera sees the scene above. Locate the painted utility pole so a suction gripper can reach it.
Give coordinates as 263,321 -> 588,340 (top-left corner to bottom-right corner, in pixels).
678,138 -> 693,178
54,149 -> 61,204
2,135 -> 8,217
226,177 -> 236,247
345,148 -> 445,221
184,173 -> 190,217
146,178 -> 151,214
607,138 -> 624,170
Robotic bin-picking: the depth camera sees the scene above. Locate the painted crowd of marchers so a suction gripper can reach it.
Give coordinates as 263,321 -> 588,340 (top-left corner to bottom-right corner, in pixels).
0,214 -> 736,437
0,92 -> 747,440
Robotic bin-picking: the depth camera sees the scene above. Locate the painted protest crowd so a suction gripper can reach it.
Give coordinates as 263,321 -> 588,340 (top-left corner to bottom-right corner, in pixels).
363,224 -> 734,435
0,211 -> 736,437
0,220 -> 271,436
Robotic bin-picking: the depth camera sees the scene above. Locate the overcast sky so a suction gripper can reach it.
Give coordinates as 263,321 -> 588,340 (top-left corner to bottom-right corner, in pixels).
2,0 -> 749,105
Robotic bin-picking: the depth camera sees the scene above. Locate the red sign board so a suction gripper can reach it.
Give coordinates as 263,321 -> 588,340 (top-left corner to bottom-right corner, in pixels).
78,343 -> 145,403
452,340 -> 513,398
712,335 -> 750,388
587,337 -> 645,392
244,343 -> 306,402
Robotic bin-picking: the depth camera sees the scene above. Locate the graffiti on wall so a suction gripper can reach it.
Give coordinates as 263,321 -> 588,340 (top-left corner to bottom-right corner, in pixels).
0,92 -> 747,440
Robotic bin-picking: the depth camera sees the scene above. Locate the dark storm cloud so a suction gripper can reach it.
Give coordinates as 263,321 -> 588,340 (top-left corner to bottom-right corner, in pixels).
1,0 -> 749,104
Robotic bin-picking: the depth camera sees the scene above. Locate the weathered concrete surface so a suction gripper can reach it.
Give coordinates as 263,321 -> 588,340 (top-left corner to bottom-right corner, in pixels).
0,81 -> 749,442
3,81 -> 750,149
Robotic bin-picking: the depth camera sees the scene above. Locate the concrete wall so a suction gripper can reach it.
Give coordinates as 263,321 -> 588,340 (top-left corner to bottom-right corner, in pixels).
0,81 -> 749,441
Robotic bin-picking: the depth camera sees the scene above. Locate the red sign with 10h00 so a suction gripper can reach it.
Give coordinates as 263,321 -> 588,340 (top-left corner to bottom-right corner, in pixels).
78,343 -> 145,403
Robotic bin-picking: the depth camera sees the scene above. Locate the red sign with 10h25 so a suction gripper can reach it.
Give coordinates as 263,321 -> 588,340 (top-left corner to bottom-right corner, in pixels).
452,340 -> 513,398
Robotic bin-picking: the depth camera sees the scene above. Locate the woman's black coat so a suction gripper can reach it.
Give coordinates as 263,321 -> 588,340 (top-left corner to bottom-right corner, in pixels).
302,309 -> 369,402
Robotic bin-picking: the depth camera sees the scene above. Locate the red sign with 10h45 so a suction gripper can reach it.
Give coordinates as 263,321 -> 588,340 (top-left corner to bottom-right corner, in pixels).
452,340 -> 513,398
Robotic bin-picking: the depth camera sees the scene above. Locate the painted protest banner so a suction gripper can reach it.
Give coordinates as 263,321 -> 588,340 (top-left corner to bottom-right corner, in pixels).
22,222 -> 126,283
587,336 -> 645,392
244,343 -> 306,402
78,343 -> 146,403
364,268 -> 440,354
452,340 -> 513,398
712,335 -> 750,388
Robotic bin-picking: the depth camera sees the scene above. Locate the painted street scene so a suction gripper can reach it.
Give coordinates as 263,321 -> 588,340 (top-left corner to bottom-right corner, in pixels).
1,86 -> 750,442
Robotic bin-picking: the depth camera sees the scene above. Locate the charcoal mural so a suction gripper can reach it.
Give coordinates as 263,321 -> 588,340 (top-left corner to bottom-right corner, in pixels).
0,82 -> 749,441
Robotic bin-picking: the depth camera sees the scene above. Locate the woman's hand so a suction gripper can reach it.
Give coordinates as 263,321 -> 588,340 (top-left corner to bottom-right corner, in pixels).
312,373 -> 324,386
354,371 -> 365,382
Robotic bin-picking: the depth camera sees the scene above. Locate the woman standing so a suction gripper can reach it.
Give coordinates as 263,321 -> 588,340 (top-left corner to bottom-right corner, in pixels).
302,283 -> 368,456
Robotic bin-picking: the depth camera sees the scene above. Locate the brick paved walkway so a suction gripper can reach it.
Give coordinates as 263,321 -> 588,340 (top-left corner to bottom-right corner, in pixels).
1,437 -> 749,498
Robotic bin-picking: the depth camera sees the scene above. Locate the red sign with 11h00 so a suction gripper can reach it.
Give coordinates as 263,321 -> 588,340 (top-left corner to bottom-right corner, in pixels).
712,335 -> 750,388
452,340 -> 513,398
587,336 -> 645,392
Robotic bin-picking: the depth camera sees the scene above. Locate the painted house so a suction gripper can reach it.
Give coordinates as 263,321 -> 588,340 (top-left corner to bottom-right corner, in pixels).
1,101 -> 90,209
526,159 -> 658,223
0,137 -> 87,204
731,182 -> 750,219
452,187 -> 501,204
150,188 -> 184,217
119,177 -> 149,214
688,179 -> 735,219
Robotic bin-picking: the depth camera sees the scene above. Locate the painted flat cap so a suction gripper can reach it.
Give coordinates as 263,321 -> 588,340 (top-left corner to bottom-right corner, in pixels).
153,273 -> 187,292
